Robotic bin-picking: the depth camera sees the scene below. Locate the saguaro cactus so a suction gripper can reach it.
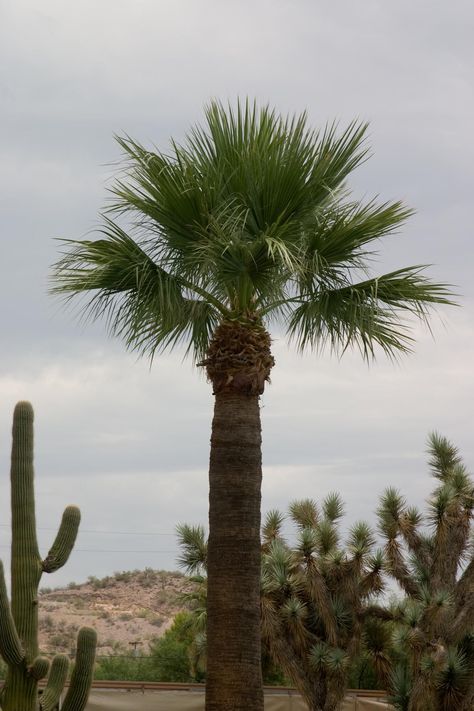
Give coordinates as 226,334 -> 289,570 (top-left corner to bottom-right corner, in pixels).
0,402 -> 97,711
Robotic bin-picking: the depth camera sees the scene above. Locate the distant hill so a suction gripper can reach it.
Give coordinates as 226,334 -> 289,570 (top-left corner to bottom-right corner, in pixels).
38,568 -> 196,656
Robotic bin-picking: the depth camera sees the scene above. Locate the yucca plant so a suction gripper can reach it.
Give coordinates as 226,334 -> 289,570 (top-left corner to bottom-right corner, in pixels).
378,434 -> 474,710
51,100 -> 453,710
260,496 -> 389,711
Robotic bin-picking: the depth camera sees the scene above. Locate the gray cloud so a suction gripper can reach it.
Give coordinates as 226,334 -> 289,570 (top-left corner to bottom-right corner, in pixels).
1,0 -> 473,587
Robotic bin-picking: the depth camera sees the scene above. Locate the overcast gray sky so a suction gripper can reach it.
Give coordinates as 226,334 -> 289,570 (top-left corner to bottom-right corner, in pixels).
0,0 -> 473,589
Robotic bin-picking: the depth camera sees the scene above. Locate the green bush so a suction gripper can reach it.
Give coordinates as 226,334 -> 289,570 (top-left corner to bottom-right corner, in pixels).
94,655 -> 157,681
149,613 -> 196,682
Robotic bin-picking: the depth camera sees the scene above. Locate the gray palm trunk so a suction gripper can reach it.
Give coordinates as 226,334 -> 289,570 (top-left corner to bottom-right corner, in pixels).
206,392 -> 264,710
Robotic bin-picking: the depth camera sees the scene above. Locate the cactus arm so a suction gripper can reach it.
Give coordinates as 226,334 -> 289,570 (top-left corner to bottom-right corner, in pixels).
27,656 -> 50,681
61,627 -> 97,711
42,506 -> 81,573
40,654 -> 69,711
0,560 -> 24,666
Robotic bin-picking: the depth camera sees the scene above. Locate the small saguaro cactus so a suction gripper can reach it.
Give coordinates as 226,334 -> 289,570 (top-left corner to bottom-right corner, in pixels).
0,402 -> 97,711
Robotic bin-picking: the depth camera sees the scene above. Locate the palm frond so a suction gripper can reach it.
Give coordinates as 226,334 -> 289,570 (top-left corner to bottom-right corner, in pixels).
51,220 -> 224,361
176,524 -> 207,575
51,99 -> 455,363
287,266 -> 454,360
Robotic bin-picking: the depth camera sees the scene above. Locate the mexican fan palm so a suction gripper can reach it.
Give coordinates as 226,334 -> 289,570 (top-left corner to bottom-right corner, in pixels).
51,101 -> 452,711
378,434 -> 474,710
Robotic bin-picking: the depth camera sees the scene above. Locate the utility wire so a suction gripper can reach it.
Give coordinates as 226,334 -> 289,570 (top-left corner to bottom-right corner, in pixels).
0,524 -> 176,536
0,545 -> 177,553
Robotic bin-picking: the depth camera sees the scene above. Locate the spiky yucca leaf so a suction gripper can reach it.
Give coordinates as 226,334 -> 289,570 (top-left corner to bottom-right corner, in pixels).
310,642 -> 330,670
289,499 -> 318,529
347,521 -> 376,559
428,432 -> 462,482
437,647 -> 470,708
295,527 -> 318,560
377,487 -> 406,539
322,492 -> 344,523
262,509 -> 285,547
316,518 -> 339,556
388,663 -> 411,711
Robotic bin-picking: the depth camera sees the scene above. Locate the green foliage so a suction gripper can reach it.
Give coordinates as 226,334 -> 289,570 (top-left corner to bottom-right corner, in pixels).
94,656 -> 157,682
261,498 -> 387,710
51,99 -> 453,365
177,501 -> 388,704
379,434 -> 474,711
149,613 -> 196,682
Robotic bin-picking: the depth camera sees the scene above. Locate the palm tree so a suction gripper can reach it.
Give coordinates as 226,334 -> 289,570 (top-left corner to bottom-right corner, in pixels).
51,100 -> 452,711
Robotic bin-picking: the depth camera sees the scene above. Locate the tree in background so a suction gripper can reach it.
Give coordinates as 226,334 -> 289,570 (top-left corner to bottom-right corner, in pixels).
149,612 -> 197,683
378,434 -> 474,711
260,498 -> 388,711
51,100 -> 453,711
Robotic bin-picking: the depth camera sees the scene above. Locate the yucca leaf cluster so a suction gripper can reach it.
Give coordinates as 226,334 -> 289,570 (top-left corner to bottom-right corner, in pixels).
377,433 -> 474,711
260,496 -> 386,711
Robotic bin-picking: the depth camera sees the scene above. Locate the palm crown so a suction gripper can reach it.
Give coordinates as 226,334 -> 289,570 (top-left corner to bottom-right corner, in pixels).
51,101 -> 452,362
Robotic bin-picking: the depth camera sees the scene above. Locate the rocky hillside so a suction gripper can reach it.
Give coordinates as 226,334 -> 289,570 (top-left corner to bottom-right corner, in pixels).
38,568 -> 196,656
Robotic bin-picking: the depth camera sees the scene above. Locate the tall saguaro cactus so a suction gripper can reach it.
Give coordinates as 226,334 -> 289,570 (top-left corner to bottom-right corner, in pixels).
0,402 -> 97,711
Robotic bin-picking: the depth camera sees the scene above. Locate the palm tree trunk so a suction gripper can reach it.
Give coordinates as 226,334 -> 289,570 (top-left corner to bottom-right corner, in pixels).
206,391 -> 264,711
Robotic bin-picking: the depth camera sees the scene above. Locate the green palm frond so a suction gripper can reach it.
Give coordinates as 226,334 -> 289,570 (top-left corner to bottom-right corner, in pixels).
51,99 -> 455,362
52,220 -> 224,361
287,266 -> 453,360
301,199 -> 413,272
176,524 -> 207,575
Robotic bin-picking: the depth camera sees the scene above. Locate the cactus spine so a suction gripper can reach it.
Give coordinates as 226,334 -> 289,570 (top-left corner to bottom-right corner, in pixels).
0,402 -> 97,711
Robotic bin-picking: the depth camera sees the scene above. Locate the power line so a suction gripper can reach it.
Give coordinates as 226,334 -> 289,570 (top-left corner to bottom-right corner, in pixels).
0,524 -> 176,536
0,545 -> 178,554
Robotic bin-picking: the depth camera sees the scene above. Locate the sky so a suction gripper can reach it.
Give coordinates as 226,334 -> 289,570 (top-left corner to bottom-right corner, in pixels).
0,0 -> 473,590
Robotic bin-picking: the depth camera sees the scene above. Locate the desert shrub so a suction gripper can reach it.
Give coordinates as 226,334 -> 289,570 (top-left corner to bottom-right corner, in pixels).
149,612 -> 196,682
94,655 -> 157,681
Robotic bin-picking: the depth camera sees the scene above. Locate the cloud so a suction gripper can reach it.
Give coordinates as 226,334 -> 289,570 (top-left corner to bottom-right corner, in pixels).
0,0 -> 473,587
